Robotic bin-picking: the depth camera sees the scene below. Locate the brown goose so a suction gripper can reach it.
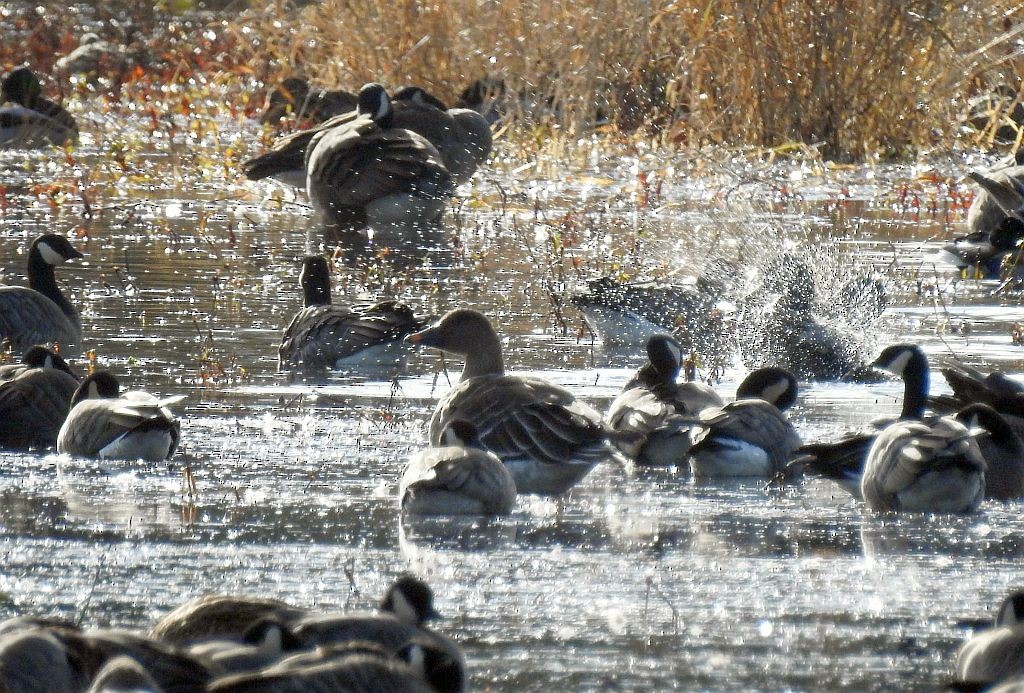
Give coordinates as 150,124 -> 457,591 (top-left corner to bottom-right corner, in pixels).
687,367 -> 801,478
56,371 -> 184,461
244,84 -> 491,188
406,308 -> 624,496
278,256 -> 425,372
604,333 -> 722,466
399,419 -> 517,516
954,591 -> 1024,688
305,83 -> 453,245
0,234 -> 83,355
0,345 -> 79,449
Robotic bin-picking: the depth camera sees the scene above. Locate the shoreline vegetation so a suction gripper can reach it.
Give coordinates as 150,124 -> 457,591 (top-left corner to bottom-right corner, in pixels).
3,1 -> 1023,162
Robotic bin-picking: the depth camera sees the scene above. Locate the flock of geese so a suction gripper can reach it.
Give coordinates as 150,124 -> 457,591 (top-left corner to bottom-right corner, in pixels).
3,62 -> 1024,689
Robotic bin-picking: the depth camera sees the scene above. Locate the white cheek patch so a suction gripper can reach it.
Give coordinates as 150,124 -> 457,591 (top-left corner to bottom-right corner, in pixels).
374,92 -> 391,121
761,379 -> 790,405
884,350 -> 912,376
391,589 -> 418,625
87,381 -> 101,399
443,427 -> 461,446
38,242 -> 67,266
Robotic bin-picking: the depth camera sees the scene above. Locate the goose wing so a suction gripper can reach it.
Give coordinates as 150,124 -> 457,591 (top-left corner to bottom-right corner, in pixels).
0,368 -> 78,447
280,302 -> 421,369
401,446 -> 515,508
241,110 -> 359,180
692,399 -> 802,472
430,375 -> 610,466
0,286 -> 79,351
56,396 -> 180,457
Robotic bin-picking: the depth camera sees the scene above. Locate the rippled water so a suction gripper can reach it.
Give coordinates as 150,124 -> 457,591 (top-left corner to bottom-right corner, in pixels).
2,102 -> 1023,690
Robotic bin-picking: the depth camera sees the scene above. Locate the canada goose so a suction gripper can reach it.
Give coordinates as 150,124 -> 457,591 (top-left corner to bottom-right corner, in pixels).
245,84 -> 491,188
278,256 -> 425,372
0,66 -> 78,148
954,591 -> 1024,688
399,419 -> 517,516
305,83 -> 453,245
208,639 -> 462,693
150,595 -> 307,646
738,253 -> 870,381
569,258 -> 740,352
56,371 -> 184,461
966,166 -> 1024,236
0,345 -> 79,449
54,33 -> 128,78
0,233 -> 83,355
406,308 -> 625,495
604,333 -> 723,466
930,360 -> 1024,501
795,343 -> 931,495
187,618 -> 308,675
938,216 -> 1024,279
85,655 -> 161,693
860,402 -> 987,514
260,77 -> 358,125
687,367 -> 802,478
0,628 -> 88,692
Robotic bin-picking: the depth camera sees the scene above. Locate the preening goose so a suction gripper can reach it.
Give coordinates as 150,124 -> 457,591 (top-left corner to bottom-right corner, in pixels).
0,345 -> 79,449
305,83 -> 453,245
954,591 -> 1024,688
406,308 -> 624,495
399,419 -> 517,516
278,256 -> 424,372
56,371 -> 184,461
0,66 -> 78,148
0,233 -> 83,355
687,367 -> 802,478
244,84 -> 490,188
604,333 -> 723,466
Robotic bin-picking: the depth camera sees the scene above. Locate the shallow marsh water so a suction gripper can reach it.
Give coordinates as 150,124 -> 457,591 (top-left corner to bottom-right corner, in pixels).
1,98 -> 1024,691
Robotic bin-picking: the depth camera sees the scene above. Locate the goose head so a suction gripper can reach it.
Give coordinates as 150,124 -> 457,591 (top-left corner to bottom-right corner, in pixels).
70,371 -> 119,406
398,639 -> 466,693
1,67 -> 42,106
356,82 -> 392,124
299,256 -> 331,307
440,419 -> 480,447
990,216 -> 1024,252
406,308 -> 504,379
31,234 -> 84,267
735,367 -> 798,411
380,574 -> 442,626
21,346 -> 75,377
872,345 -> 930,421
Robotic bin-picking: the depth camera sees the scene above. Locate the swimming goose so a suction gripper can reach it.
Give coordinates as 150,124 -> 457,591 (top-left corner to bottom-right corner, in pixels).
245,84 -> 490,188
150,595 -> 307,646
966,166 -> 1024,236
0,345 -> 79,449
260,77 -> 358,125
687,367 -> 802,478
406,308 -> 624,495
56,371 -> 184,461
860,402 -> 987,514
604,333 -> 723,466
795,343 -> 931,495
399,419 -> 517,516
305,82 -> 454,245
954,591 -> 1024,688
278,256 -> 425,372
0,66 -> 78,148
208,639 -> 462,693
0,233 -> 84,355
569,259 -> 740,353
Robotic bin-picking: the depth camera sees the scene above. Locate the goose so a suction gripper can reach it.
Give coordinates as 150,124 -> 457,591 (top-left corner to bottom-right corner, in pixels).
208,639 -> 463,693
966,166 -> 1024,236
860,403 -> 987,514
687,367 -> 802,478
85,655 -> 161,693
604,333 -> 723,466
244,84 -> 491,188
0,233 -> 84,355
406,308 -> 626,495
259,77 -> 358,125
399,419 -> 517,516
0,345 -> 79,449
569,258 -> 740,352
150,595 -> 307,646
954,591 -> 1024,688
0,628 -> 88,692
54,33 -> 128,78
187,618 -> 308,675
56,371 -> 184,461
278,256 -> 425,372
795,343 -> 931,496
305,82 -> 454,246
0,66 -> 78,148
938,216 -> 1024,279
